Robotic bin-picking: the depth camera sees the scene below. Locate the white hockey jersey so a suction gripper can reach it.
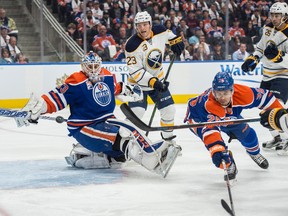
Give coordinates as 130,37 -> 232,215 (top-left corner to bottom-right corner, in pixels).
254,22 -> 288,81
125,25 -> 177,91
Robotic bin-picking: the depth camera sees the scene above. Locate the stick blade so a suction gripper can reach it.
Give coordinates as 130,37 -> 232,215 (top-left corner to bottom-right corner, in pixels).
221,199 -> 234,216
120,103 -> 156,131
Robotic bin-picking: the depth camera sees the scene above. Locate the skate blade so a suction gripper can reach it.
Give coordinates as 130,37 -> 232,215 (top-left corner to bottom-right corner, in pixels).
156,145 -> 182,178
277,150 -> 288,156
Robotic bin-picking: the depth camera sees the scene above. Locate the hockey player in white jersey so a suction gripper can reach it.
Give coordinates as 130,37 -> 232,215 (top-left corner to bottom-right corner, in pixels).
241,2 -> 288,151
125,11 -> 184,141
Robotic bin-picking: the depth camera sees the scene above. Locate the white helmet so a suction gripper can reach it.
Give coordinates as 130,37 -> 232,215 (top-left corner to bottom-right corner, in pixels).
81,51 -> 102,81
134,11 -> 152,28
270,2 -> 288,17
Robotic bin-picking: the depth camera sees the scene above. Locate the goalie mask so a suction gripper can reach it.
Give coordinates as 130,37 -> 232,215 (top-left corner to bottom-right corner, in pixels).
212,72 -> 234,107
81,51 -> 102,82
269,2 -> 288,28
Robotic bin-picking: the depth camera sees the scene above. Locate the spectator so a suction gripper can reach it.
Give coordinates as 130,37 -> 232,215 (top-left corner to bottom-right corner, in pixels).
78,10 -> 100,33
92,25 -> 117,61
207,18 -> 224,39
114,26 -> 128,46
202,10 -> 212,33
92,1 -> 103,20
66,23 -> 83,46
209,3 -> 220,20
196,0 -> 209,11
0,48 -> 14,64
164,19 -> 177,35
15,53 -> 28,64
193,43 -> 209,61
229,18 -> 246,38
108,1 -> 124,20
101,11 -> 112,30
6,36 -> 22,60
0,8 -> 17,36
113,41 -> 126,62
176,19 -> 189,38
245,20 -> 260,44
118,0 -> 130,14
0,25 -> 9,48
185,11 -> 199,35
210,42 -> 225,60
194,35 -> 210,56
188,27 -> 203,46
232,43 -> 250,60
169,9 -> 180,27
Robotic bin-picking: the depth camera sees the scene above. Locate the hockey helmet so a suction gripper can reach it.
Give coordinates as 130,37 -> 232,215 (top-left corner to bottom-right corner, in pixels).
81,51 -> 102,81
134,11 -> 152,28
270,2 -> 288,16
212,72 -> 234,91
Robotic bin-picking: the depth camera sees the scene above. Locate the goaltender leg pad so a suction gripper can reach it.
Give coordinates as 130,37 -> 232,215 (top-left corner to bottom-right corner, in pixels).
107,118 -> 181,177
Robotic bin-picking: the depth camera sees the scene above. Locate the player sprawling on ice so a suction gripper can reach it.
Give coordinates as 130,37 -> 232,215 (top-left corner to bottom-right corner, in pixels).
17,51 -> 181,178
124,11 -> 184,141
260,108 -> 288,155
241,2 -> 288,151
184,72 -> 283,181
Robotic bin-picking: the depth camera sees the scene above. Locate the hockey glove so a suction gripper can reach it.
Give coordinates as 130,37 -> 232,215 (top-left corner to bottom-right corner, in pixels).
21,93 -> 47,124
241,54 -> 260,72
260,108 -> 288,131
210,144 -> 231,168
149,78 -> 169,92
168,36 -> 185,56
118,83 -> 143,102
264,43 -> 285,63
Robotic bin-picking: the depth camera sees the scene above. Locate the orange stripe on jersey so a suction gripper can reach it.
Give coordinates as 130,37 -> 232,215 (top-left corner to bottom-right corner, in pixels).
114,82 -> 122,95
82,127 -> 117,143
50,91 -> 64,110
42,95 -> 56,113
267,98 -> 284,109
65,71 -> 87,84
203,131 -> 223,147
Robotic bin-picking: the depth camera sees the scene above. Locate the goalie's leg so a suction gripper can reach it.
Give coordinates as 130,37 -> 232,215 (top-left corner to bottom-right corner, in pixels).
107,118 -> 181,177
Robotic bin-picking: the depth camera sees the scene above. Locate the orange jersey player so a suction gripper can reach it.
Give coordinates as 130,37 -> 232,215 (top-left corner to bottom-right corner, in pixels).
184,72 -> 283,181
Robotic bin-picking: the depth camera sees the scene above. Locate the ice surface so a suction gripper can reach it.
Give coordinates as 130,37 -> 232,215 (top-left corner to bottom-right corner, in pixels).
0,105 -> 287,216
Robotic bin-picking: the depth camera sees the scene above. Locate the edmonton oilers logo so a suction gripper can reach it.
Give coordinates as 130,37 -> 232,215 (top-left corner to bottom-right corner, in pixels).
146,49 -> 162,70
93,82 -> 111,106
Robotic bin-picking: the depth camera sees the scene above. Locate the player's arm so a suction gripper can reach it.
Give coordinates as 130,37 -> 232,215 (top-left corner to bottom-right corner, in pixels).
167,30 -> 185,56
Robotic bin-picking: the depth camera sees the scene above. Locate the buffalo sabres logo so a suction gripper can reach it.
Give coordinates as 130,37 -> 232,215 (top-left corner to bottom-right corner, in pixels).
93,82 -> 112,106
146,49 -> 162,70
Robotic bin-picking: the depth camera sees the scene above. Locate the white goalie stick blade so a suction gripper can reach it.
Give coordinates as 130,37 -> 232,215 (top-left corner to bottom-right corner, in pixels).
154,144 -> 182,178
120,103 -> 260,131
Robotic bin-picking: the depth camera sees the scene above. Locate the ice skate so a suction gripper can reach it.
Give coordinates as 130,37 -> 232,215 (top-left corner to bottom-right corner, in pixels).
276,140 -> 288,156
262,135 -> 282,150
248,153 -> 269,169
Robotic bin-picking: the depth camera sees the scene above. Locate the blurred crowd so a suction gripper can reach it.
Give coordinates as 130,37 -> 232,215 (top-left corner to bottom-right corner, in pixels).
0,8 -> 28,64
47,0 -> 282,62
1,0 -> 285,63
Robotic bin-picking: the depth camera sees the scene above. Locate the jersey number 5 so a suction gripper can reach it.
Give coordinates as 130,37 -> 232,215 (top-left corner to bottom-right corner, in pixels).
127,56 -> 137,65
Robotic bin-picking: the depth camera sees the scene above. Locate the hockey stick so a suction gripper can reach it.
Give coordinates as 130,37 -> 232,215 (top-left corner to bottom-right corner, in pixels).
120,103 -> 260,131
221,160 -> 236,216
0,108 -> 66,123
145,54 -> 176,136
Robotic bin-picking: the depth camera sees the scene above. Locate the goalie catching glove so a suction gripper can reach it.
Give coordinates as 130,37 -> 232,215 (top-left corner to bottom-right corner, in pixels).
264,42 -> 285,63
15,93 -> 47,127
241,54 -> 260,72
260,108 -> 288,132
116,83 -> 143,102
168,36 -> 185,56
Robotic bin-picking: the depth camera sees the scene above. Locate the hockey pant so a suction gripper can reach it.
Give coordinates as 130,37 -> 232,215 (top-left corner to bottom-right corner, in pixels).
221,123 -> 260,155
128,89 -> 175,139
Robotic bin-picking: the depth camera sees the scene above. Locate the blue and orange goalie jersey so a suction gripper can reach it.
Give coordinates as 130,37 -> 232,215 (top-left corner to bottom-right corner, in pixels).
41,68 -> 122,135
184,84 -> 283,149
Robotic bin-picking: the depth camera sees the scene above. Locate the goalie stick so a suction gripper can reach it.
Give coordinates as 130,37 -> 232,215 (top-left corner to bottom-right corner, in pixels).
0,108 -> 66,123
120,103 -> 260,131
